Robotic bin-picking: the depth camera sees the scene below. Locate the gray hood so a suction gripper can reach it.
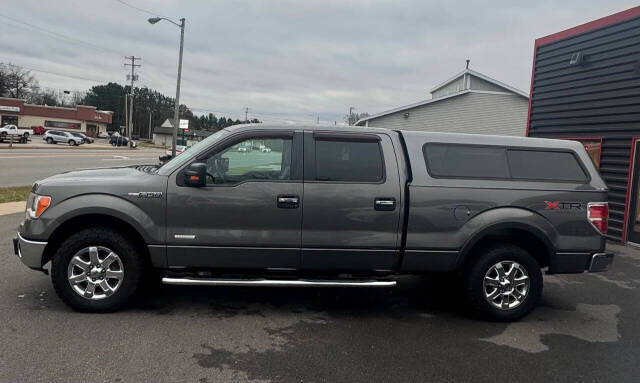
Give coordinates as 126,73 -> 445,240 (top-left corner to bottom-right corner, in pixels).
34,166 -> 168,203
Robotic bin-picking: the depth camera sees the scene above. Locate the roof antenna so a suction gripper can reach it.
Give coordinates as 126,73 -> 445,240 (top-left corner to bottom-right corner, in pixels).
466,59 -> 470,69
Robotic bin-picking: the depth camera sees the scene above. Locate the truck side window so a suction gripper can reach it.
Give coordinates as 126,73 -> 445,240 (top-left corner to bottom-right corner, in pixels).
315,139 -> 384,182
507,149 -> 587,182
424,144 -> 509,179
204,137 -> 292,185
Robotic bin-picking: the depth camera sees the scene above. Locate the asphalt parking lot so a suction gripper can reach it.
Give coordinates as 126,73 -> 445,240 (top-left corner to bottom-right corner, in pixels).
1,211 -> 639,382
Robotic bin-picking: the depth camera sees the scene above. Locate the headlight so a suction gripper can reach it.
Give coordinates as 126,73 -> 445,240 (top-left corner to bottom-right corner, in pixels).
27,195 -> 51,219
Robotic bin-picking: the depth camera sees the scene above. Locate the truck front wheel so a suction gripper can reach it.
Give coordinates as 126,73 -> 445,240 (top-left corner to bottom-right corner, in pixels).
51,227 -> 144,312
464,244 -> 542,321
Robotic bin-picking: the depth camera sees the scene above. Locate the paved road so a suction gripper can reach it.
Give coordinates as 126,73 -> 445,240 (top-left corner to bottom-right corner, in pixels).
0,148 -> 164,187
1,213 -> 639,382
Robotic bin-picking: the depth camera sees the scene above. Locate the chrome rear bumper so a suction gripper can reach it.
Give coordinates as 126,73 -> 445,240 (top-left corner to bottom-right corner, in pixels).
588,252 -> 614,272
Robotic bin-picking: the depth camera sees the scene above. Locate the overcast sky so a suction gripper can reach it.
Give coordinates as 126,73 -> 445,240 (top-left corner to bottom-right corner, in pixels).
1,0 -> 638,123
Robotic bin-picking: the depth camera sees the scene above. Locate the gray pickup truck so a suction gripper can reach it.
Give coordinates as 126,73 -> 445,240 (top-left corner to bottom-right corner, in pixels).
13,124 -> 613,321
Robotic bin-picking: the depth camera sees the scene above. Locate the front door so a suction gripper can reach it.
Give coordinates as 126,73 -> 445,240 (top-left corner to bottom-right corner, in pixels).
86,125 -> 97,137
166,130 -> 303,270
301,131 -> 402,272
627,140 -> 640,243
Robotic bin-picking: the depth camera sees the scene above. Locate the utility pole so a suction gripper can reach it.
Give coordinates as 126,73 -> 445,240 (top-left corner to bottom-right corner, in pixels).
148,109 -> 153,140
124,94 -> 128,137
317,116 -> 319,124
147,17 -> 185,157
244,107 -> 249,123
125,56 -> 141,147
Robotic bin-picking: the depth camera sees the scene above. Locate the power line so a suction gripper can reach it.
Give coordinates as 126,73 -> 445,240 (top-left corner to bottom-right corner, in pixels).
15,65 -> 111,83
112,0 -> 161,16
0,13 -> 123,57
0,12 -> 170,91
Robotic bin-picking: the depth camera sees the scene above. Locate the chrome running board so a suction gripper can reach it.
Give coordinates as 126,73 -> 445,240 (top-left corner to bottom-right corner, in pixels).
161,277 -> 396,287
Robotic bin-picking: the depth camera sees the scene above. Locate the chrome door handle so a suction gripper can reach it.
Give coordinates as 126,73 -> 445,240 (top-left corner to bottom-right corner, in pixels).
374,198 -> 396,211
277,195 -> 299,208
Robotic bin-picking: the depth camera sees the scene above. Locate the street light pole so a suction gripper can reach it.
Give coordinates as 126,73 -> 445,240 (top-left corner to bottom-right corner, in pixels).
148,16 -> 185,157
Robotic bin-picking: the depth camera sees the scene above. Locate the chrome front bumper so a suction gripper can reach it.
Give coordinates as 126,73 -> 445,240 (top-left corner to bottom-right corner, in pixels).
12,232 -> 47,270
588,252 -> 614,272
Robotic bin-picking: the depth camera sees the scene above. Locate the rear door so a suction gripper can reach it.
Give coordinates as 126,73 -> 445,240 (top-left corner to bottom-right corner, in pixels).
301,131 -> 402,272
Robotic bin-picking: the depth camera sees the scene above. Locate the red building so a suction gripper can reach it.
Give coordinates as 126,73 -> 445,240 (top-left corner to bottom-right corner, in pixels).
527,6 -> 640,243
0,97 -> 113,137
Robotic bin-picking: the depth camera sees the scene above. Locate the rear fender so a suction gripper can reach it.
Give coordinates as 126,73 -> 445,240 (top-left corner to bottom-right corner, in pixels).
456,207 -> 558,267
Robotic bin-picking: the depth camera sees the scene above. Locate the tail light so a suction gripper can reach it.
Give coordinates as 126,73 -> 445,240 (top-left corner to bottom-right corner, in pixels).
587,202 -> 609,234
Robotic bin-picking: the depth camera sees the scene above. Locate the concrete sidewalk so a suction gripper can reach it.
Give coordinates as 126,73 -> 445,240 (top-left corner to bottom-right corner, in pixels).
0,201 -> 25,216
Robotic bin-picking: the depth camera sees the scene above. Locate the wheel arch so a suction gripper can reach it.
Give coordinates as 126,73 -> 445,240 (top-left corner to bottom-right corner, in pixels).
457,221 -> 555,270
42,213 -> 150,268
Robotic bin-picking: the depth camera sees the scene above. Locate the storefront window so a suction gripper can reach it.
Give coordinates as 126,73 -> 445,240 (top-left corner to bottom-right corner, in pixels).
44,120 -> 81,130
1,115 -> 18,126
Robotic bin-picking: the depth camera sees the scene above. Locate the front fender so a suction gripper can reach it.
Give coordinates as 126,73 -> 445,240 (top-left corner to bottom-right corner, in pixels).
20,193 -> 164,244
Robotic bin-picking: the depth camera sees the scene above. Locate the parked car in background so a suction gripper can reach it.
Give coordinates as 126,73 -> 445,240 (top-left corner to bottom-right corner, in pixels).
13,124 -> 613,321
237,146 -> 248,152
0,124 -> 34,138
43,130 -> 83,146
109,135 -> 136,147
71,132 -> 94,144
31,126 -> 46,135
109,135 -> 128,146
165,145 -> 187,156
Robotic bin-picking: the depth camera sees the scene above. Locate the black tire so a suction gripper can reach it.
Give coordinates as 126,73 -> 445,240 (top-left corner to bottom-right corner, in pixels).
23,132 -> 29,138
46,137 -> 53,144
51,227 -> 144,312
464,243 -> 542,322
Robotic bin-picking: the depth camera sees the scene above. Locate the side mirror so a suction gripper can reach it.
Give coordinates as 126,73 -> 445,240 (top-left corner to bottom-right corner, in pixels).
184,162 -> 207,187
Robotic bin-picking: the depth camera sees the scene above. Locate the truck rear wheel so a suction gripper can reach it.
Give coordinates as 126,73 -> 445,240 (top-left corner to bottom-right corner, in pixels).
464,244 -> 542,322
51,227 -> 143,312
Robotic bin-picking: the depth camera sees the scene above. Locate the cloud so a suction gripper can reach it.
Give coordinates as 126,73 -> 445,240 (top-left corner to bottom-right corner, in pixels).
1,0 -> 637,123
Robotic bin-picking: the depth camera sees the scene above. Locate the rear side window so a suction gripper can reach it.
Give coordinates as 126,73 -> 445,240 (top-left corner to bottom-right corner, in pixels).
315,139 -> 384,182
423,143 -> 588,182
507,150 -> 587,182
423,144 -> 509,178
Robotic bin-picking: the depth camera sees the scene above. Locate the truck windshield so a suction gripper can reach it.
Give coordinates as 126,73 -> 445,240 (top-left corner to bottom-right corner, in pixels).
157,129 -> 230,176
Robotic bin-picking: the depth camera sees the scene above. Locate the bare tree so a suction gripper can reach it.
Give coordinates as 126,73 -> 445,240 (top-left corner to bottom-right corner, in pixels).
5,64 -> 38,99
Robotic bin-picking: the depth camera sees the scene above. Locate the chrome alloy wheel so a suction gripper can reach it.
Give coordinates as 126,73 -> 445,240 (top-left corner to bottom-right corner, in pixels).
67,246 -> 124,300
483,260 -> 530,310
